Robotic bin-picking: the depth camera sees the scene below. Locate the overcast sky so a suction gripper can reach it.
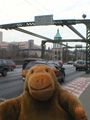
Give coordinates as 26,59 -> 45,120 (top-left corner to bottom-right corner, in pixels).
0,0 -> 90,48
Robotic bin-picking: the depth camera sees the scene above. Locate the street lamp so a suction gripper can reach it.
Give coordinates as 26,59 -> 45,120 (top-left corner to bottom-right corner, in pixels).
82,14 -> 86,19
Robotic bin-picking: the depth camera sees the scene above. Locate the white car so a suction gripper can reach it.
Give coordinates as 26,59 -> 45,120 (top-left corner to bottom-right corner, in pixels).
76,60 -> 86,71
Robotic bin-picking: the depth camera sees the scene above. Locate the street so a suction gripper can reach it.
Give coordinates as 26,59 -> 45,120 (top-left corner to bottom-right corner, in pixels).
0,68 -> 24,100
64,64 -> 85,83
0,65 -> 85,100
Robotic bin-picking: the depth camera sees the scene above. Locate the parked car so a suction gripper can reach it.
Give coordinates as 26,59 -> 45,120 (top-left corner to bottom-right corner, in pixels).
22,60 -> 65,83
76,60 -> 86,71
7,60 -> 16,71
0,59 -> 9,76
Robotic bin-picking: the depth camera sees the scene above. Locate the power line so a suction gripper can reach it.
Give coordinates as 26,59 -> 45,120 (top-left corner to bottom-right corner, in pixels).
33,0 -> 58,18
33,0 -> 52,13
25,0 -> 58,19
24,0 -> 45,14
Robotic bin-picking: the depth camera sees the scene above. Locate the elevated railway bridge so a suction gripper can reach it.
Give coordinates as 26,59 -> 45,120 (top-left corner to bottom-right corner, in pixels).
0,15 -> 90,73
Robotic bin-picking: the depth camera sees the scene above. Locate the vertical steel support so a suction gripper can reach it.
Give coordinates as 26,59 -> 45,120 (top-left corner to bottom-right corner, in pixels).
86,23 -> 90,74
66,44 -> 68,62
41,41 -> 46,59
62,47 -> 65,63
75,47 -> 77,61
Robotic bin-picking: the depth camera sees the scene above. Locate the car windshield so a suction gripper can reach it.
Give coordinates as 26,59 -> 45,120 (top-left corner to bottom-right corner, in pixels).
77,60 -> 84,64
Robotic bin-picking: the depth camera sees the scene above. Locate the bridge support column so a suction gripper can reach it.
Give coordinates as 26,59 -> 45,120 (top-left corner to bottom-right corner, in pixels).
86,23 -> 90,74
41,41 -> 46,59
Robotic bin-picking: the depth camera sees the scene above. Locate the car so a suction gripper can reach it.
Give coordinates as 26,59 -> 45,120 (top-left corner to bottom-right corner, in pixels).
47,60 -> 63,67
7,60 -> 16,71
22,60 -> 65,83
58,60 -> 63,66
0,59 -> 9,76
22,58 -> 43,70
67,61 -> 73,64
75,60 -> 86,71
73,61 -> 77,67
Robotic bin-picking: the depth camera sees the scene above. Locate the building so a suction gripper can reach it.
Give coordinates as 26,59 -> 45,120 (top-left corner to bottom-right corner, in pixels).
52,29 -> 63,60
0,39 -> 52,59
0,42 -> 9,50
0,40 -> 41,51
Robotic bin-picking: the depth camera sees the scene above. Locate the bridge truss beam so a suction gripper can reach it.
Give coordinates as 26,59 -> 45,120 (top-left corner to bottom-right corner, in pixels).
0,17 -> 90,73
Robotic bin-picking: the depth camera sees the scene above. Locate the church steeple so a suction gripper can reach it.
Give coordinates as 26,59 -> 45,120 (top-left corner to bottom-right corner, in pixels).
53,29 -> 62,49
54,29 -> 62,40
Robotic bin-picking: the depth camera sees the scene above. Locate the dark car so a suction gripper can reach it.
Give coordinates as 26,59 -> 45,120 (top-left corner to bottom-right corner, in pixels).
47,60 -> 63,67
22,61 -> 65,83
0,59 -> 9,76
7,60 -> 16,71
22,58 -> 43,70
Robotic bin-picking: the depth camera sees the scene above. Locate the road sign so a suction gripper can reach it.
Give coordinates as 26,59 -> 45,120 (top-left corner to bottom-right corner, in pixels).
35,15 -> 53,25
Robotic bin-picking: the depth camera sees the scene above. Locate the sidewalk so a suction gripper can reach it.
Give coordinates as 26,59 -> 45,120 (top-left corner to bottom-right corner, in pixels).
62,73 -> 90,119
79,73 -> 90,119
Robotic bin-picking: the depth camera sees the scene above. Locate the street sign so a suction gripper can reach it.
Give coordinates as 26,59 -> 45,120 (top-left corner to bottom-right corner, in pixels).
35,15 -> 53,25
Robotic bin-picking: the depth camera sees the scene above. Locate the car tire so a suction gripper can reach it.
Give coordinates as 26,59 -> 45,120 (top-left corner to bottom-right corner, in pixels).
2,69 -> 7,76
61,77 -> 65,82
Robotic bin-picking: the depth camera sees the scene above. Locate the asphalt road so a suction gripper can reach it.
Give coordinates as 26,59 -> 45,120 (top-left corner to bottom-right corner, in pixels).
0,69 -> 24,100
63,64 -> 85,83
0,65 -> 86,100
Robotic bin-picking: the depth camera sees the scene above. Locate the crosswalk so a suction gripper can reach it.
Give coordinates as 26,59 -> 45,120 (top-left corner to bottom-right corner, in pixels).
62,77 -> 90,98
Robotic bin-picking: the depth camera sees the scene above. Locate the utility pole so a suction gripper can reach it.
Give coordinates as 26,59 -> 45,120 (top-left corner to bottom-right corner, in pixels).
41,41 -> 46,59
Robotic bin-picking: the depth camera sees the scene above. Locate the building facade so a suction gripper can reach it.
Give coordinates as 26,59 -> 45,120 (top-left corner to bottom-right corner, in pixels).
0,39 -> 52,59
0,40 -> 41,50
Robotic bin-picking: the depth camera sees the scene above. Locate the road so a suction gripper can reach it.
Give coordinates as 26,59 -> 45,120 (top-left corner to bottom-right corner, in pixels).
63,64 -> 85,83
0,65 -> 85,101
0,69 -> 24,100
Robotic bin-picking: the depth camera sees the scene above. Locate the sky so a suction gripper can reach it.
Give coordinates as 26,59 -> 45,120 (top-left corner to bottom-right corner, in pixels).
0,0 -> 90,49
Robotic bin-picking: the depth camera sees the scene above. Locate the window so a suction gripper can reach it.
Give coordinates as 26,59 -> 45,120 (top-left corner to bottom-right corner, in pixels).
55,51 -> 57,55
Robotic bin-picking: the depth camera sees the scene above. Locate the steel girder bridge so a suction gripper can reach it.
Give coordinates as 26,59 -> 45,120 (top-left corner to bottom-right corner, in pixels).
0,15 -> 90,73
